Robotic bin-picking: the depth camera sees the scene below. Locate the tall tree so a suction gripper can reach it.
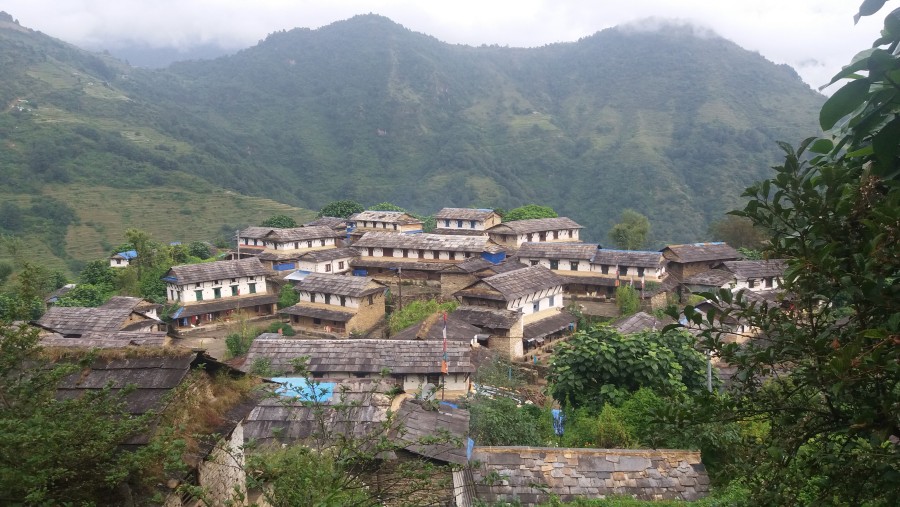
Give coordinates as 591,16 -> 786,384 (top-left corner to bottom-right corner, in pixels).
672,3 -> 900,504
708,215 -> 767,249
607,209 -> 650,250
317,200 -> 364,218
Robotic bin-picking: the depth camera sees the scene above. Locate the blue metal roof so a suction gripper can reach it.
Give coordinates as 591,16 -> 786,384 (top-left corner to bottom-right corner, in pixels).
117,250 -> 138,259
272,378 -> 335,402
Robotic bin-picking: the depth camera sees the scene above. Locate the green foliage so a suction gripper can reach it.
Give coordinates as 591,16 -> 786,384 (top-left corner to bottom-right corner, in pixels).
261,214 -> 298,228
473,357 -> 532,390
267,321 -> 296,337
708,215 -> 767,250
54,283 -> 111,307
186,241 -> 212,260
0,322 -> 154,504
318,199 -> 364,218
468,395 -> 553,446
614,284 -> 640,316
503,204 -> 557,222
79,259 -> 116,287
549,325 -> 712,408
667,4 -> 900,504
225,331 -> 255,359
388,298 -> 458,334
0,261 -> 12,286
277,284 -> 299,309
560,405 -> 635,449
368,202 -> 407,212
607,209 -> 650,250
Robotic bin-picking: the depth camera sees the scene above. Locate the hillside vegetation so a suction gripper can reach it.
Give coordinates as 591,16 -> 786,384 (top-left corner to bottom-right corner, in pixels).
0,13 -> 824,271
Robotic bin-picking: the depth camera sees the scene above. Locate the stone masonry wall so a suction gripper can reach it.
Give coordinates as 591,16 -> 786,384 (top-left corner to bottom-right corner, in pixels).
471,447 -> 709,506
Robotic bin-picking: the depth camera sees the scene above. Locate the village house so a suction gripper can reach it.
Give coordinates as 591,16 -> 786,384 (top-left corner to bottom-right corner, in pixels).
350,231 -> 507,282
486,217 -> 583,249
288,246 -> 359,277
516,242 -> 621,297
439,257 -> 525,298
303,216 -> 349,236
33,296 -> 164,337
109,249 -> 137,268
236,226 -> 344,271
347,210 -> 424,240
163,257 -> 277,329
280,273 -> 387,336
243,337 -> 475,394
453,265 -> 576,359
432,207 -> 502,236
717,259 -> 787,291
661,242 -> 742,281
40,331 -> 170,348
391,311 -> 484,343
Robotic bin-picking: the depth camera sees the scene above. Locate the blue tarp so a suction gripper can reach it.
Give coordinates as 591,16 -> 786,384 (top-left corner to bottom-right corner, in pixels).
481,251 -> 506,264
271,378 -> 335,402
170,306 -> 185,319
552,409 -> 565,435
467,438 -> 475,461
352,269 -> 368,276
273,262 -> 296,271
440,401 -> 459,409
116,250 -> 138,260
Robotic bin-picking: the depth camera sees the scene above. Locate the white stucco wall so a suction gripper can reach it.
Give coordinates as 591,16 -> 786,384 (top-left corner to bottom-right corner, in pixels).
167,275 -> 267,304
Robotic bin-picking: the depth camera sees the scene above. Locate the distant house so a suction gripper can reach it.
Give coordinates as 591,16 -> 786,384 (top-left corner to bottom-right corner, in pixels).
439,257 -> 525,299
347,210 -> 424,240
661,242 -> 741,282
110,249 -> 137,268
236,226 -> 344,271
303,216 -> 349,236
243,337 -> 475,394
350,232 -> 507,282
486,217 -> 583,249
717,259 -> 787,292
280,273 -> 387,336
163,257 -> 277,329
517,242 -> 617,297
453,265 -> 575,359
291,247 -> 359,276
45,283 -> 76,306
432,208 -> 502,236
34,296 -> 164,337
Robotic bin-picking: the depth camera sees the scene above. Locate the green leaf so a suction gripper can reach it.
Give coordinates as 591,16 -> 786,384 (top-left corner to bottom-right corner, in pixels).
855,0 -> 888,24
820,79 -> 871,130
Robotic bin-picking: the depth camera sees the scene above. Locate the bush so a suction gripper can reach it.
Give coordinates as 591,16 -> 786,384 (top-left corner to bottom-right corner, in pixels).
388,299 -> 457,334
267,321 -> 295,337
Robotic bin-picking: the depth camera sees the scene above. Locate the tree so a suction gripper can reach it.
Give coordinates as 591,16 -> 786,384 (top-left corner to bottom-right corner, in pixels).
318,199 -> 364,218
503,204 -> 557,222
549,325 -> 710,408
615,284 -> 640,316
708,215 -> 768,250
607,209 -> 650,250
260,215 -> 298,228
277,284 -> 299,309
668,4 -> 900,503
55,284 -> 109,307
186,241 -> 212,260
467,395 -> 552,447
79,259 -> 116,288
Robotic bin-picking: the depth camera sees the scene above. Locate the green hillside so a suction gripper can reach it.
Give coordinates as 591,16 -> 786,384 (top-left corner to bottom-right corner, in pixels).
0,13 -> 825,270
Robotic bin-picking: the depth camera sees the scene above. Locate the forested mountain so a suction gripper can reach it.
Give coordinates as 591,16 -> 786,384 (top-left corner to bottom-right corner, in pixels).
0,13 -> 823,271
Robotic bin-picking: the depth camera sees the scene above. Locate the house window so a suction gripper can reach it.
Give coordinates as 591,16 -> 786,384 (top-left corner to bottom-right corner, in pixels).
313,318 -> 321,325
307,241 -> 313,248
253,239 -> 258,245
550,260 -> 559,270
325,294 -> 331,304
539,232 -> 547,241
553,231 -> 559,239
619,266 -> 628,276
325,264 -> 332,272
195,283 -> 202,289
393,224 -> 398,231
570,261 -> 579,271
368,295 -> 374,305
457,220 -> 463,227
601,265 -> 609,274
231,285 -> 238,296
765,277 -> 774,288
338,261 -> 345,269
195,290 -> 203,301
418,250 -> 424,259
294,242 -> 299,249
749,279 -> 757,288
449,251 -> 456,260
549,295 -> 555,306
340,296 -> 346,306
527,233 -> 534,242
214,280 -> 220,286
231,278 -> 237,283
403,249 -> 409,258
444,219 -> 450,227
383,248 -> 393,257
637,267 -> 645,277
320,239 -> 326,246
213,288 -> 221,299
470,220 -> 477,229
244,238 -> 249,245
249,283 -> 256,294
368,248 -> 374,256
310,293 -> 316,303
530,260 -> 539,266
532,301 -> 540,313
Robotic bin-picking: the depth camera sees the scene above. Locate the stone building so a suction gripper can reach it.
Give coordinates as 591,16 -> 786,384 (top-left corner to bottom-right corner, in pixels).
433,208 -> 502,236
347,210 -> 424,240
486,217 -> 583,249
236,226 -> 344,271
661,242 -> 741,282
34,296 -> 164,336
280,273 -> 386,336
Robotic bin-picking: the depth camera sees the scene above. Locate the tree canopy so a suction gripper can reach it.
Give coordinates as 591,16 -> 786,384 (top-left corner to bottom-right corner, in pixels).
260,215 -> 298,228
503,204 -> 558,222
607,209 -> 650,250
317,200 -> 364,218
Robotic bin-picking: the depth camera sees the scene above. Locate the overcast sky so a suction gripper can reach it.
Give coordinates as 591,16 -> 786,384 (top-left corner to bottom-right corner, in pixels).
4,0 -> 888,92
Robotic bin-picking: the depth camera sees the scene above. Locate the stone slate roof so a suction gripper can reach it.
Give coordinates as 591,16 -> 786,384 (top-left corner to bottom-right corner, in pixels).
239,226 -> 342,241
354,231 -> 492,253
243,379 -> 394,447
295,273 -> 384,297
523,311 -> 576,341
471,447 -> 709,505
612,312 -> 672,334
351,259 -> 452,272
174,294 -> 278,319
35,298 -> 160,336
442,257 -> 494,274
41,331 -> 169,348
683,269 -> 736,287
591,249 -> 664,268
662,242 -> 741,263
395,399 -> 470,464
165,257 -> 268,285
243,338 -> 475,375
349,211 -> 423,225
458,265 -> 563,301
304,216 -> 347,228
431,228 -> 489,237
718,260 -> 787,279
391,312 -> 482,342
452,306 -> 521,330
278,305 -> 356,322
487,217 -> 582,235
517,242 -> 599,261
433,208 -> 496,220
558,275 -> 621,288
297,247 -> 359,262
